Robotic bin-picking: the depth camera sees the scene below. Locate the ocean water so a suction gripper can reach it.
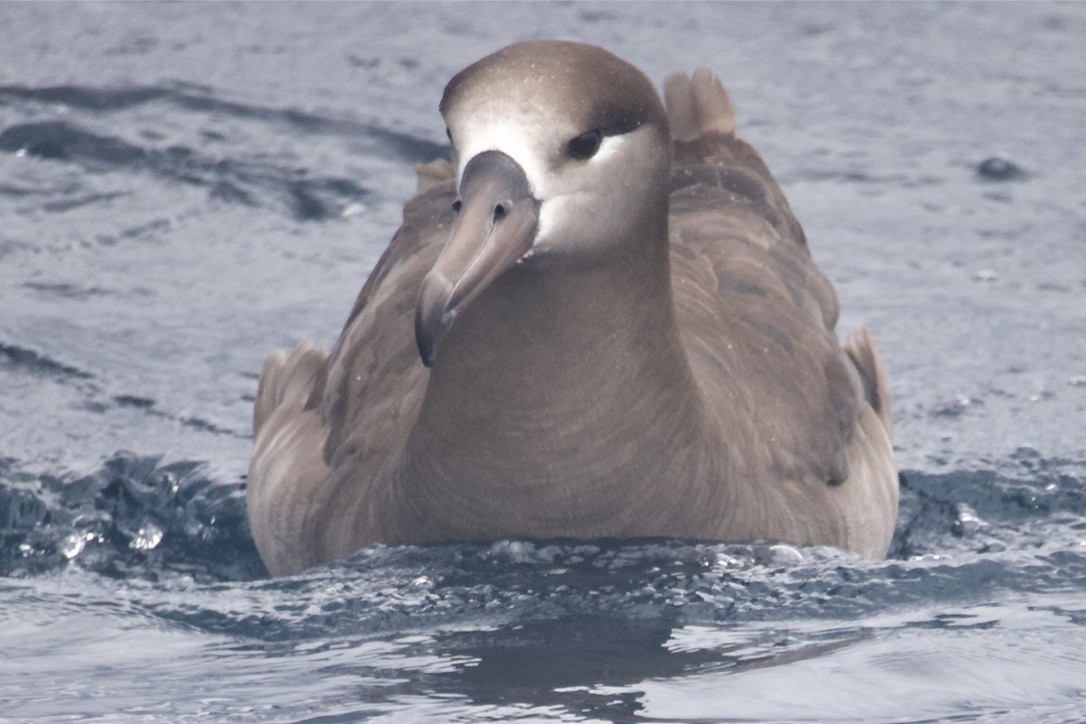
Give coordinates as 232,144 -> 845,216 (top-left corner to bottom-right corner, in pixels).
1,2 -> 1085,721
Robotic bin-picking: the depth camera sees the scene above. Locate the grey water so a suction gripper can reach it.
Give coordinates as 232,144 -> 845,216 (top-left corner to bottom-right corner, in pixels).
1,2 -> 1084,721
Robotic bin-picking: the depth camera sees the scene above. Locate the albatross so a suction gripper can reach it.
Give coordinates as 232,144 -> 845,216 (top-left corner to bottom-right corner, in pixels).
247,41 -> 898,577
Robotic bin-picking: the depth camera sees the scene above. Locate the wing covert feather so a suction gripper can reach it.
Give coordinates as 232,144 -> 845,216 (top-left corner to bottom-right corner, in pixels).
668,134 -> 863,490
320,179 -> 456,478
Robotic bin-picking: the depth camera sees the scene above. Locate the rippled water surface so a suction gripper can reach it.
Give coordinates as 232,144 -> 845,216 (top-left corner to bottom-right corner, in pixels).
2,3 -> 1085,721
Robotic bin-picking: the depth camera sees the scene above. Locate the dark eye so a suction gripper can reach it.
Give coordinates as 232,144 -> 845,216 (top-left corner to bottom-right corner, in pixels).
566,129 -> 602,160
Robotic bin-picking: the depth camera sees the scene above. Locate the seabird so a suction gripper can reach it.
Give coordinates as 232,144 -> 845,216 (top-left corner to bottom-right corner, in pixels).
247,41 -> 898,577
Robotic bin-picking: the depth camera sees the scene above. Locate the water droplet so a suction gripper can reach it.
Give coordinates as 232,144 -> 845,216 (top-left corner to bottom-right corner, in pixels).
954,503 -> 987,536
130,522 -> 164,551
60,532 -> 93,559
765,544 -> 805,565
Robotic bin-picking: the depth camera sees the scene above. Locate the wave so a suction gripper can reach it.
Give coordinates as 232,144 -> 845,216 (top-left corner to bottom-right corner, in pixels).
0,120 -> 368,221
2,449 -> 1083,605
0,83 -> 450,221
0,341 -> 93,381
0,83 -> 447,162
0,452 -> 264,581
0,340 -> 248,440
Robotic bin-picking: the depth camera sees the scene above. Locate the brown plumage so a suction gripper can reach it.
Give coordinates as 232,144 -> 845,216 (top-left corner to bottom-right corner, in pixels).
247,41 -> 898,577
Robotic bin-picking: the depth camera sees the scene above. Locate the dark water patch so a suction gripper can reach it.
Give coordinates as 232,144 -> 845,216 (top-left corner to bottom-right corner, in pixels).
0,237 -> 32,259
0,179 -> 80,199
928,395 -> 983,419
0,344 -> 246,440
0,341 -> 93,381
406,614 -> 865,721
208,179 -> 256,206
0,82 -> 448,164
0,120 -> 369,221
110,218 -> 173,245
578,9 -> 619,24
320,614 -> 741,721
0,120 -> 143,165
109,395 -> 247,439
790,168 -> 913,185
976,156 -> 1028,182
173,89 -> 447,162
0,84 -> 171,111
40,190 -> 129,213
981,190 -> 1014,204
0,452 -> 265,582
173,414 -> 247,438
799,22 -> 834,37
892,462 -> 1086,560
113,394 -> 155,409
23,281 -> 117,300
346,54 -> 381,70
287,177 -> 360,222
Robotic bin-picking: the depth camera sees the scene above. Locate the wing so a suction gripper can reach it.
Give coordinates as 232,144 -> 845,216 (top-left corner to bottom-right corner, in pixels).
665,71 -> 896,554
248,160 -> 457,573
307,161 -> 458,559
668,137 -> 859,487
248,342 -> 333,576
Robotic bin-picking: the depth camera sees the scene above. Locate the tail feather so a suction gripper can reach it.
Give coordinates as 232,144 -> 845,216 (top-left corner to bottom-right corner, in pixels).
843,328 -> 893,438
252,342 -> 328,438
663,68 -> 736,143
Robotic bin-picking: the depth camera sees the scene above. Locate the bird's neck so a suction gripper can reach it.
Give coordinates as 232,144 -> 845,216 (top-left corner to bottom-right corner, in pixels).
397,228 -> 714,540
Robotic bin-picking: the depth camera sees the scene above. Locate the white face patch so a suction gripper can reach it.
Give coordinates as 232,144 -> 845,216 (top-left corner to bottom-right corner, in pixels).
450,113 -> 636,250
535,194 -> 567,248
452,116 -> 552,200
592,134 -> 625,164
